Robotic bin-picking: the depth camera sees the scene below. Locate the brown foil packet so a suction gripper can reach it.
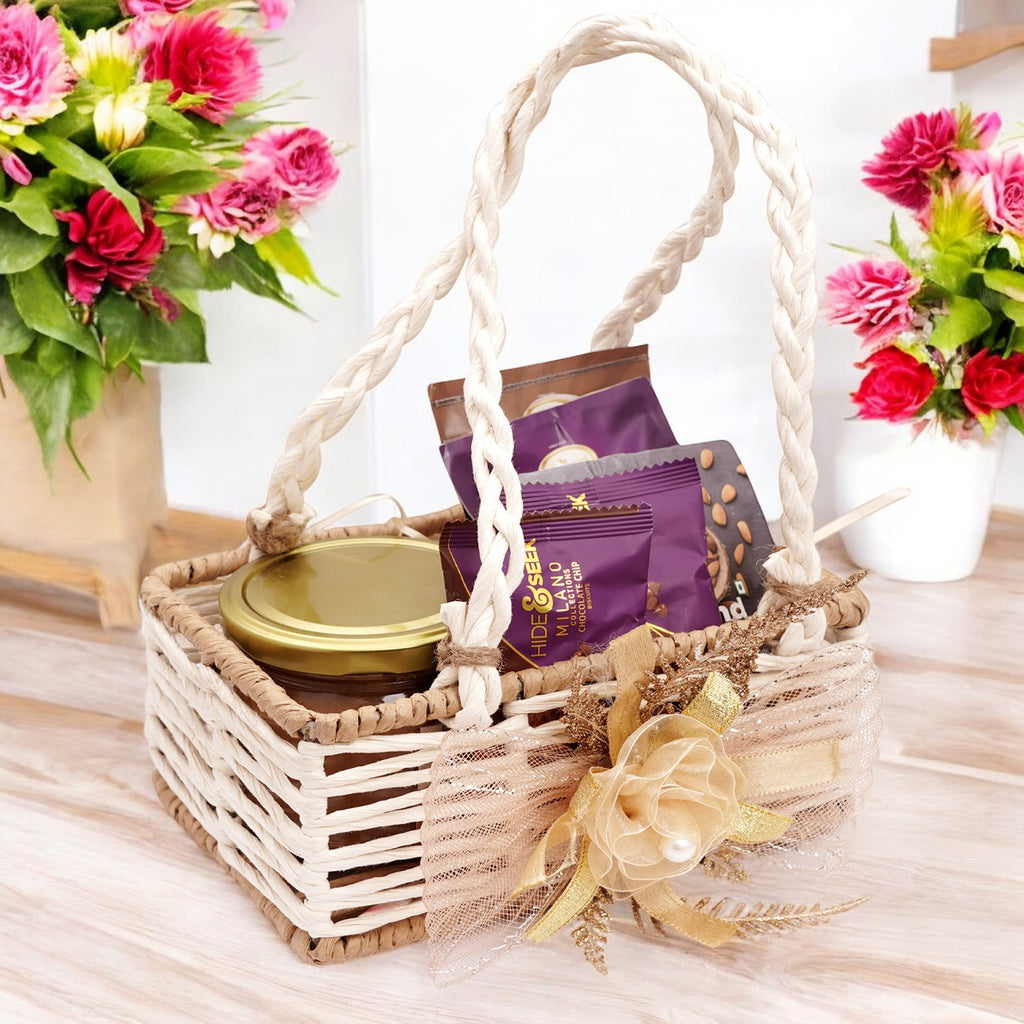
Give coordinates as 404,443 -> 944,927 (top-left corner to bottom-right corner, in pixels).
427,346 -> 650,443
439,506 -> 654,672
523,443 -> 774,622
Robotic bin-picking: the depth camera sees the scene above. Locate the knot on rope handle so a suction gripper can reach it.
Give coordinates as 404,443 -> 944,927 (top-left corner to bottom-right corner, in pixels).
246,505 -> 315,555
758,547 -> 827,655
433,601 -> 504,730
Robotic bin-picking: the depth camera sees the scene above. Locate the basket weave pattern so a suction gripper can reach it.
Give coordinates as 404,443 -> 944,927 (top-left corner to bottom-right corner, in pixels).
142,14 -> 880,966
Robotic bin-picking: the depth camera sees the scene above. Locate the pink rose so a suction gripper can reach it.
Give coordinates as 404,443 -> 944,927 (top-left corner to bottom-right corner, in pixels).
121,0 -> 197,13
953,148 -> 1024,237
142,11 -> 260,125
960,350 -> 1024,418
54,190 -> 165,305
825,258 -> 921,349
243,126 -> 338,208
258,0 -> 294,30
862,109 -> 960,212
851,346 -> 937,422
181,168 -> 283,245
0,4 -> 76,124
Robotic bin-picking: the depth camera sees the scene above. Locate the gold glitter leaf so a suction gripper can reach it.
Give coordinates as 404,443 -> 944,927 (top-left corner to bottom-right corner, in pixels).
570,890 -> 612,975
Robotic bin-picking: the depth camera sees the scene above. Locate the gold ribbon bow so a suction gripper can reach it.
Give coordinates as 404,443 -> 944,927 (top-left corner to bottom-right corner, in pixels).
512,625 -> 841,948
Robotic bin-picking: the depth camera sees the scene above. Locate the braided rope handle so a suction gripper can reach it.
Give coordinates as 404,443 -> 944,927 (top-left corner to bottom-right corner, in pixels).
246,14 -> 821,727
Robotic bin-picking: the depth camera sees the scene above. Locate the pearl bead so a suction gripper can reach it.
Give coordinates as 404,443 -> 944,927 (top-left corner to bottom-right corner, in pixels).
660,836 -> 697,863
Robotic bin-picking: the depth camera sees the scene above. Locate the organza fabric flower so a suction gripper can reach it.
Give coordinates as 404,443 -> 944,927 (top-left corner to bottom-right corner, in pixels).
243,126 -> 339,209
960,350 -> 1024,417
955,148 -> 1024,237
55,189 -> 165,304
581,715 -> 743,897
142,11 -> 260,125
0,4 -> 76,123
850,346 -> 937,422
825,259 -> 921,350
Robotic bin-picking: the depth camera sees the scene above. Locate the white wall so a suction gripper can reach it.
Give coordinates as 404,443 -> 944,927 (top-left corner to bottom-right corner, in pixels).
159,0 -> 371,521
158,0 -> 1024,526
360,0 -> 987,527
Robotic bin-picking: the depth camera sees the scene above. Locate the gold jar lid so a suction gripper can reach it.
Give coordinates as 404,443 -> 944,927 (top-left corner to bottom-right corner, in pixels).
218,537 -> 447,678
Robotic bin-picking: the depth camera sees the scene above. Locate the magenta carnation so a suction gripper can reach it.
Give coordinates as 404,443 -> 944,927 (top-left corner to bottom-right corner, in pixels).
54,190 -> 165,305
954,148 -> 1024,237
243,126 -> 339,209
825,258 -> 921,349
142,11 -> 260,125
862,110 -> 960,212
0,4 -> 76,124
181,168 -> 284,245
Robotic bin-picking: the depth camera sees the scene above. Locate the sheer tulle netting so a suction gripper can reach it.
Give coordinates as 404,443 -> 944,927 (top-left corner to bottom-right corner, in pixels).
421,638 -> 881,983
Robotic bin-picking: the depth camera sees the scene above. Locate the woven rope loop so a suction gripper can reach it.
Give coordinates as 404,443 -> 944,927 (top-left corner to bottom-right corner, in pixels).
245,13 -> 820,728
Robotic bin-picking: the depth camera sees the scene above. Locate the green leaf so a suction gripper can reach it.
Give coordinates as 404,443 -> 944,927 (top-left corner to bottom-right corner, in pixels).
888,214 -> 912,264
254,229 -> 333,291
1003,402 -> 1024,435
0,208 -> 58,273
0,278 -> 34,356
9,263 -> 101,361
29,132 -> 142,226
41,0 -> 122,32
135,169 -> 225,201
133,303 -> 207,363
0,179 -> 59,236
4,344 -> 74,473
149,246 -> 209,291
928,295 -> 992,355
983,268 -> 1024,302
95,290 -> 143,367
69,352 -> 107,423
35,336 -> 75,377
108,147 -> 217,187
144,105 -> 199,141
1000,298 -> 1024,327
217,241 -> 299,310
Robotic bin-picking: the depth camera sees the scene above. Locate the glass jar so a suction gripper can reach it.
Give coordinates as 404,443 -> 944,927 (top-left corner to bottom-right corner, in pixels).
218,536 -> 447,898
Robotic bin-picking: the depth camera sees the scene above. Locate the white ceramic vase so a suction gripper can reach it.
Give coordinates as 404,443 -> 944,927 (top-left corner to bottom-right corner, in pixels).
833,416 -> 1004,582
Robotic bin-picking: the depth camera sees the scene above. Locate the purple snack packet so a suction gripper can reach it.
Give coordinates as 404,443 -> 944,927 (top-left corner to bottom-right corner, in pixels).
439,506 -> 654,672
439,378 -> 677,516
520,458 -> 719,636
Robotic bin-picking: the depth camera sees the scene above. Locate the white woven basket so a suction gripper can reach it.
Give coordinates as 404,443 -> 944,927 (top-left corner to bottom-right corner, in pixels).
141,13 -> 880,966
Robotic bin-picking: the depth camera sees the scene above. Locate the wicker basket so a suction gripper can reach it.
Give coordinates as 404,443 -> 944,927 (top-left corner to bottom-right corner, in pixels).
142,14 -> 880,967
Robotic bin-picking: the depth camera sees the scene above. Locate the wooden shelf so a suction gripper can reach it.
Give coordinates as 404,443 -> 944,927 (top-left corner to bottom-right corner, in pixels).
930,24 -> 1024,70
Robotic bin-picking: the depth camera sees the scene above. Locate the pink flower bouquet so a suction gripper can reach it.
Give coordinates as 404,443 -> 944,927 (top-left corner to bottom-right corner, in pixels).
0,0 -> 339,471
825,106 -> 1024,437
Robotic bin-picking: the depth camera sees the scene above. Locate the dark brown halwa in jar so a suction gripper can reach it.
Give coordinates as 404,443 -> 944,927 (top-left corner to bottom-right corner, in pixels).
218,536 -> 447,891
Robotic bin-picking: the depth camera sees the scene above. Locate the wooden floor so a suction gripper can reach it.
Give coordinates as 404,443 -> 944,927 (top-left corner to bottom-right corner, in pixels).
2,512 -> 1022,1024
